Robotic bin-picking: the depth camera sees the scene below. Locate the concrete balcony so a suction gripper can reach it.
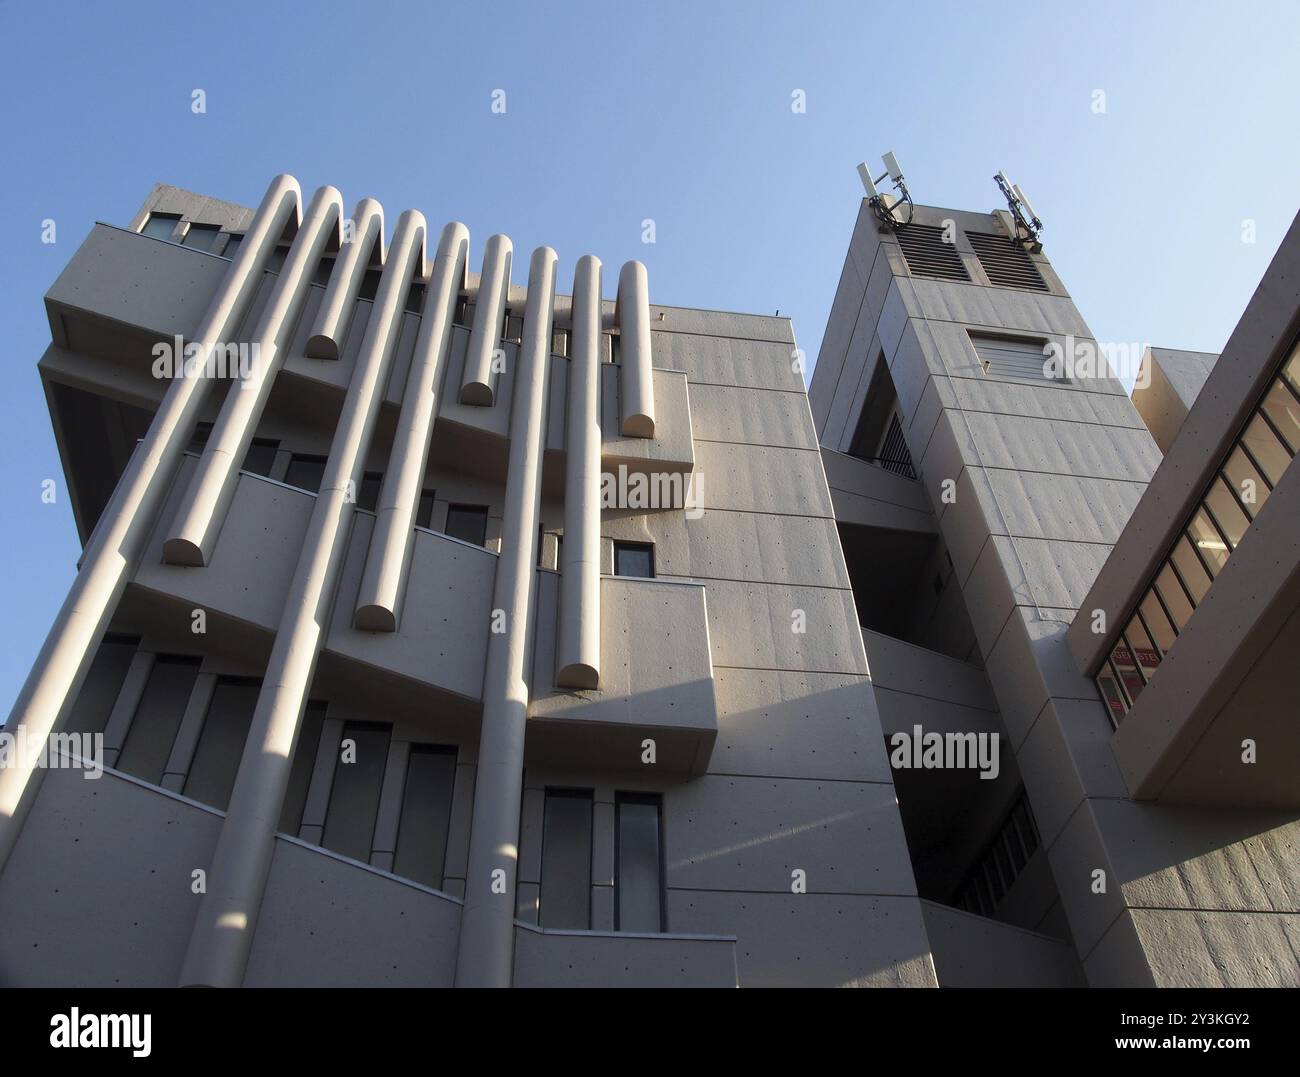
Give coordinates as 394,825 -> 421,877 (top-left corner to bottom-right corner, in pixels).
133,458 -> 493,707
44,225 -> 694,500
0,762 -> 464,987
512,921 -> 737,987
528,570 -> 719,776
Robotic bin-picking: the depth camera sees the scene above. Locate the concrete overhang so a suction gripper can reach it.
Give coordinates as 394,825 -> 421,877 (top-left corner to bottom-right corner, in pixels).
528,570 -> 719,776
43,224 -> 697,508
1067,210 -> 1300,678
820,447 -> 936,535
1109,459 -> 1300,807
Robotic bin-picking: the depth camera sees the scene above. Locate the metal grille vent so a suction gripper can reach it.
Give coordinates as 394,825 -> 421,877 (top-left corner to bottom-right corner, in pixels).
969,333 -> 1065,383
895,223 -> 970,282
967,231 -> 1049,291
877,411 -> 916,479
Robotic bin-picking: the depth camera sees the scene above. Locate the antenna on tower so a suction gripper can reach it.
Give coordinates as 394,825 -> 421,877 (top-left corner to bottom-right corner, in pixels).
993,170 -> 1043,250
856,151 -> 914,230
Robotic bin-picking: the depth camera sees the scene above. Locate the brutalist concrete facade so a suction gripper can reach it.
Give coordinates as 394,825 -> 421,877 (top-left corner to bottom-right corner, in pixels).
3,176 -> 1294,989
810,198 -> 1300,987
0,177 -> 955,988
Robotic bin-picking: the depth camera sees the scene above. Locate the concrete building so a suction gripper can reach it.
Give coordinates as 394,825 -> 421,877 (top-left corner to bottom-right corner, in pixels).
810,197 -> 1300,987
0,174 -> 1295,988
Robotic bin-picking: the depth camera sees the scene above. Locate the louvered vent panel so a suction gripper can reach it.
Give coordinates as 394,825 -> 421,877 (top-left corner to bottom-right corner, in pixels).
967,232 -> 1050,291
969,334 -> 1066,383
895,224 -> 970,282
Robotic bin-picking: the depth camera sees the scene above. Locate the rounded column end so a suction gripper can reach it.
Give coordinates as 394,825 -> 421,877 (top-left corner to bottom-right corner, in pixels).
304,334 -> 340,361
620,414 -> 655,439
459,382 -> 495,407
353,603 -> 397,633
162,537 -> 207,567
556,662 -> 600,691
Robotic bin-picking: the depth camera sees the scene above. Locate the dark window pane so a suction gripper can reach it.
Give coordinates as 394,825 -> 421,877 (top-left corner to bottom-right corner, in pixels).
279,701 -> 326,835
445,504 -> 488,546
614,542 -> 654,579
117,656 -> 201,785
540,790 -> 592,929
284,454 -> 327,494
393,745 -> 457,889
241,438 -> 279,477
357,471 -> 383,512
1222,446 -> 1269,518
183,677 -> 260,810
405,280 -> 426,314
322,721 -> 391,863
223,234 -> 243,258
181,224 -> 221,252
65,635 -> 139,736
1242,413 -> 1291,486
358,267 -> 382,301
313,256 -> 335,287
141,214 -> 178,241
1259,379 -> 1300,454
616,794 -> 663,933
1203,476 -> 1251,551
416,489 -> 436,529
187,421 -> 214,455
265,246 -> 290,275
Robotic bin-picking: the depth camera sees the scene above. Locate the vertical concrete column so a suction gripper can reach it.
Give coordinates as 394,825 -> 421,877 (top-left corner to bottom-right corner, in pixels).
354,222 -> 470,631
163,186 -> 345,567
616,261 -> 655,438
460,234 -> 513,405
179,211 -> 429,988
0,175 -> 301,876
455,246 -> 558,988
556,255 -> 603,689
306,198 -> 386,360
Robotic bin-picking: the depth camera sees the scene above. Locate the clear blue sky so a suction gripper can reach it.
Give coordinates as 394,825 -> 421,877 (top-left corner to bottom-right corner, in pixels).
2,0 -> 1298,714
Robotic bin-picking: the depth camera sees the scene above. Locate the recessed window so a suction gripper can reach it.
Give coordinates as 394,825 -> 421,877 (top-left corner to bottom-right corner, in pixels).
278,701 -> 326,836
358,267 -> 382,301
540,789 -> 593,930
393,745 -> 457,889
284,454 -> 327,494
241,438 -> 280,478
222,233 -> 243,258
140,213 -> 179,241
357,471 -> 383,512
183,676 -> 260,810
614,541 -> 654,579
116,656 -> 201,786
265,245 -> 290,275
321,721 -> 391,863
312,256 -> 335,287
969,333 -> 1060,383
181,223 -> 221,252
405,280 -> 427,314
615,793 -> 664,933
416,489 -> 437,529
445,503 -> 488,546
64,635 -> 140,737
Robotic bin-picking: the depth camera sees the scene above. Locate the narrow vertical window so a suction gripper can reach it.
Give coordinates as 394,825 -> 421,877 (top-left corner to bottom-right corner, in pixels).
183,677 -> 261,810
322,721 -> 391,863
279,701 -> 327,835
444,504 -> 489,546
117,656 -> 201,785
615,793 -> 664,933
393,745 -> 458,889
539,789 -> 593,929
